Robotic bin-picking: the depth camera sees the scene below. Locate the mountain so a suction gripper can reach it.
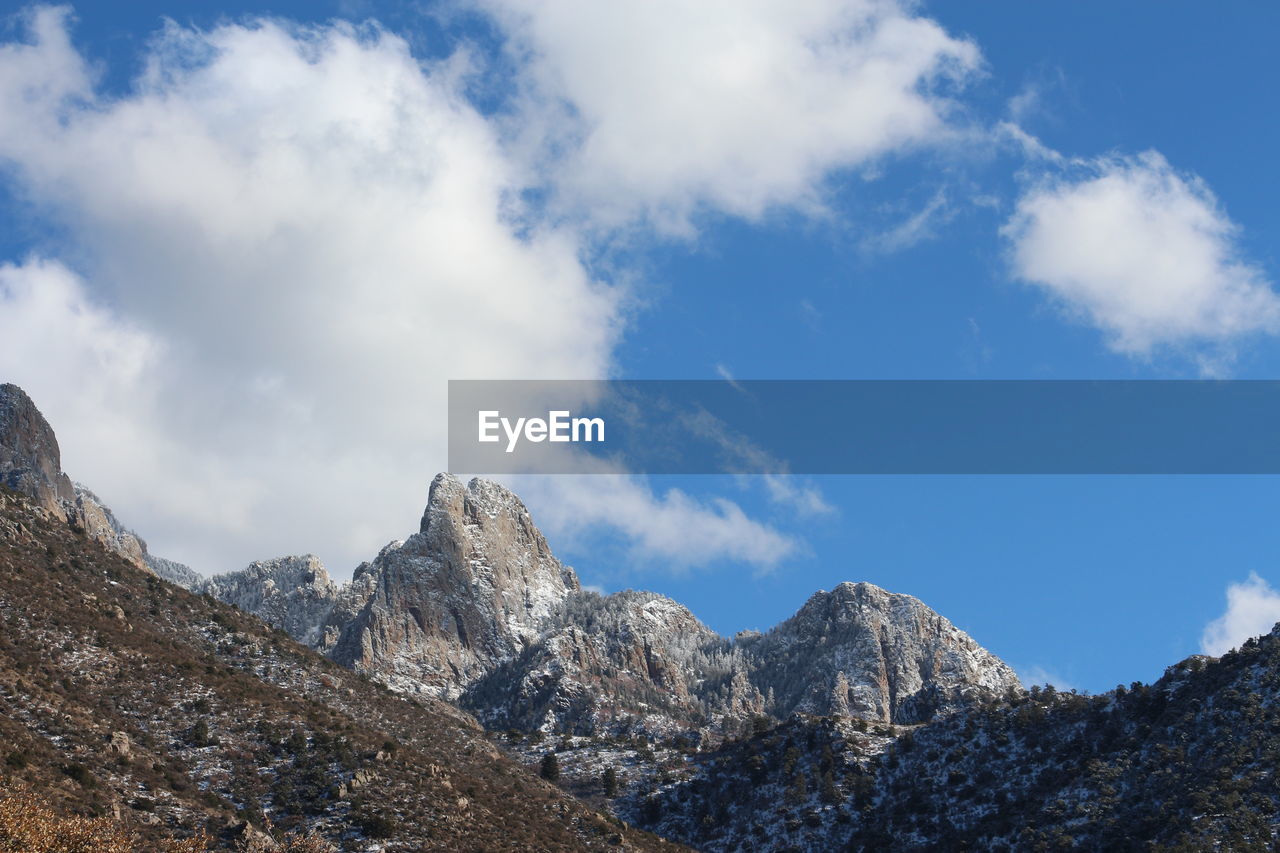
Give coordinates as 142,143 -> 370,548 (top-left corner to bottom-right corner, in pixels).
205,472 -> 1021,738
0,382 -> 196,584
605,636 -> 1280,852
0,485 -> 686,852
327,473 -> 583,698
0,382 -> 74,515
7,380 -> 1280,850
742,581 -> 1020,724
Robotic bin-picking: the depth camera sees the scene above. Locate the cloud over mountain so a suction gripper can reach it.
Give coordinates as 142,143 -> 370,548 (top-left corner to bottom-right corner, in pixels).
0,7 -> 801,573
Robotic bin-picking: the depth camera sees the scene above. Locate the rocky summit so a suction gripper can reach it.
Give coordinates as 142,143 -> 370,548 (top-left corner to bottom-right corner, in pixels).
743,581 -> 1021,724
0,384 -> 194,583
206,471 -> 1021,736
0,382 -> 1020,739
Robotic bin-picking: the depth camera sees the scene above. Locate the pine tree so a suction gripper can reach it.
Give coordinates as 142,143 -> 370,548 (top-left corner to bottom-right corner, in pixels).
540,751 -> 560,782
602,765 -> 619,797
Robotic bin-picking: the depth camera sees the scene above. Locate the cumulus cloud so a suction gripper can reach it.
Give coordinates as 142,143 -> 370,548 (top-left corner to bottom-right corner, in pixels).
1201,572 -> 1280,656
0,7 -> 797,574
482,0 -> 981,232
1003,151 -> 1280,358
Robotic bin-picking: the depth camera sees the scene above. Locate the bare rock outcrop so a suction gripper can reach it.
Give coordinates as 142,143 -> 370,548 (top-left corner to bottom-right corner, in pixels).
326,473 -> 581,698
0,383 -> 199,577
209,471 -> 1020,735
203,555 -> 341,647
0,383 -> 75,515
744,581 -> 1023,723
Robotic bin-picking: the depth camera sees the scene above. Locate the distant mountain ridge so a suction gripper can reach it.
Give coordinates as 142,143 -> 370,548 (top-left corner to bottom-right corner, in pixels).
0,381 -> 1022,739
200,473 -> 1022,735
9,380 -> 1280,851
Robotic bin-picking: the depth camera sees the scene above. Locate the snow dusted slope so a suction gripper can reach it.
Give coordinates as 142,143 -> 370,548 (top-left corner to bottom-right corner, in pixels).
464,589 -> 767,735
203,555 -> 342,647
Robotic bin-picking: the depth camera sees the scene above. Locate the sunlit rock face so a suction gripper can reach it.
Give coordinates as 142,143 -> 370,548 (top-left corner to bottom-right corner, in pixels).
325,473 -> 581,698
744,581 -> 1023,724
212,471 -> 1020,736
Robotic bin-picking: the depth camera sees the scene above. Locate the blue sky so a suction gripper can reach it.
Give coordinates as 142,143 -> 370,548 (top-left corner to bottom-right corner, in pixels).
1,1 -> 1278,693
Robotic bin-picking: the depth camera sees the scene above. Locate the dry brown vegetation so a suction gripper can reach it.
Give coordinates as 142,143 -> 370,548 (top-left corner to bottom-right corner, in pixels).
0,780 -> 205,852
0,488 -> 686,851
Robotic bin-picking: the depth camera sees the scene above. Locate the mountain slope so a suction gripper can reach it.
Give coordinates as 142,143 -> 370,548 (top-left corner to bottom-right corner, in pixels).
610,637 -> 1280,852
0,486 -> 686,852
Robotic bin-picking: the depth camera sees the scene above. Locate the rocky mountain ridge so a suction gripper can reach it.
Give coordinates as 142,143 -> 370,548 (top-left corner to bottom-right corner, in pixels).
202,472 -> 1022,735
8,380 -> 1280,850
0,383 -> 196,586
0,382 -> 1021,740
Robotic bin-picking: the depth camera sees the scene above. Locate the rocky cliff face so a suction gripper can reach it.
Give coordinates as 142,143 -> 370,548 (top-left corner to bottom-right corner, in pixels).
463,589 -> 765,735
0,383 -> 198,580
743,582 -> 1022,724
0,383 -> 75,515
207,472 -> 1019,736
323,473 -> 581,699
203,555 -> 341,647
70,484 -> 148,569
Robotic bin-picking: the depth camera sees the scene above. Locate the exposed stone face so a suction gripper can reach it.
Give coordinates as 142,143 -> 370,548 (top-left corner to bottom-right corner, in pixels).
71,485 -> 147,569
327,473 -> 581,698
744,582 -> 1023,723
203,555 -> 340,647
0,383 -> 200,578
463,589 -> 760,735
3,382 -> 1022,736
0,383 -> 75,514
210,473 -> 1020,734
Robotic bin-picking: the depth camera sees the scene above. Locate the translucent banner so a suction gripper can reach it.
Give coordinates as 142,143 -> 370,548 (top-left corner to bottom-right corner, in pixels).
447,380 -> 1280,474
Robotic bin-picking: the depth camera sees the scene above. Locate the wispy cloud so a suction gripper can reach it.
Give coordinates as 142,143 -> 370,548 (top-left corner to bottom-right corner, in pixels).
862,189 -> 953,254
513,475 -> 800,571
714,362 -> 745,393
1016,664 -> 1076,692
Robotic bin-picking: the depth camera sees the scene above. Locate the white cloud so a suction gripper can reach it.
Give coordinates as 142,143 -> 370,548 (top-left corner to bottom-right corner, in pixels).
1201,572 -> 1280,656
512,475 -> 799,571
483,0 -> 981,233
1003,151 -> 1280,358
0,8 -> 797,575
760,475 -> 835,519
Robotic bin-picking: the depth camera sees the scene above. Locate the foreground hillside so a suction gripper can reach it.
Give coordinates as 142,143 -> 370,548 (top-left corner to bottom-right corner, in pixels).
604,642 -> 1280,852
0,488 -> 686,852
